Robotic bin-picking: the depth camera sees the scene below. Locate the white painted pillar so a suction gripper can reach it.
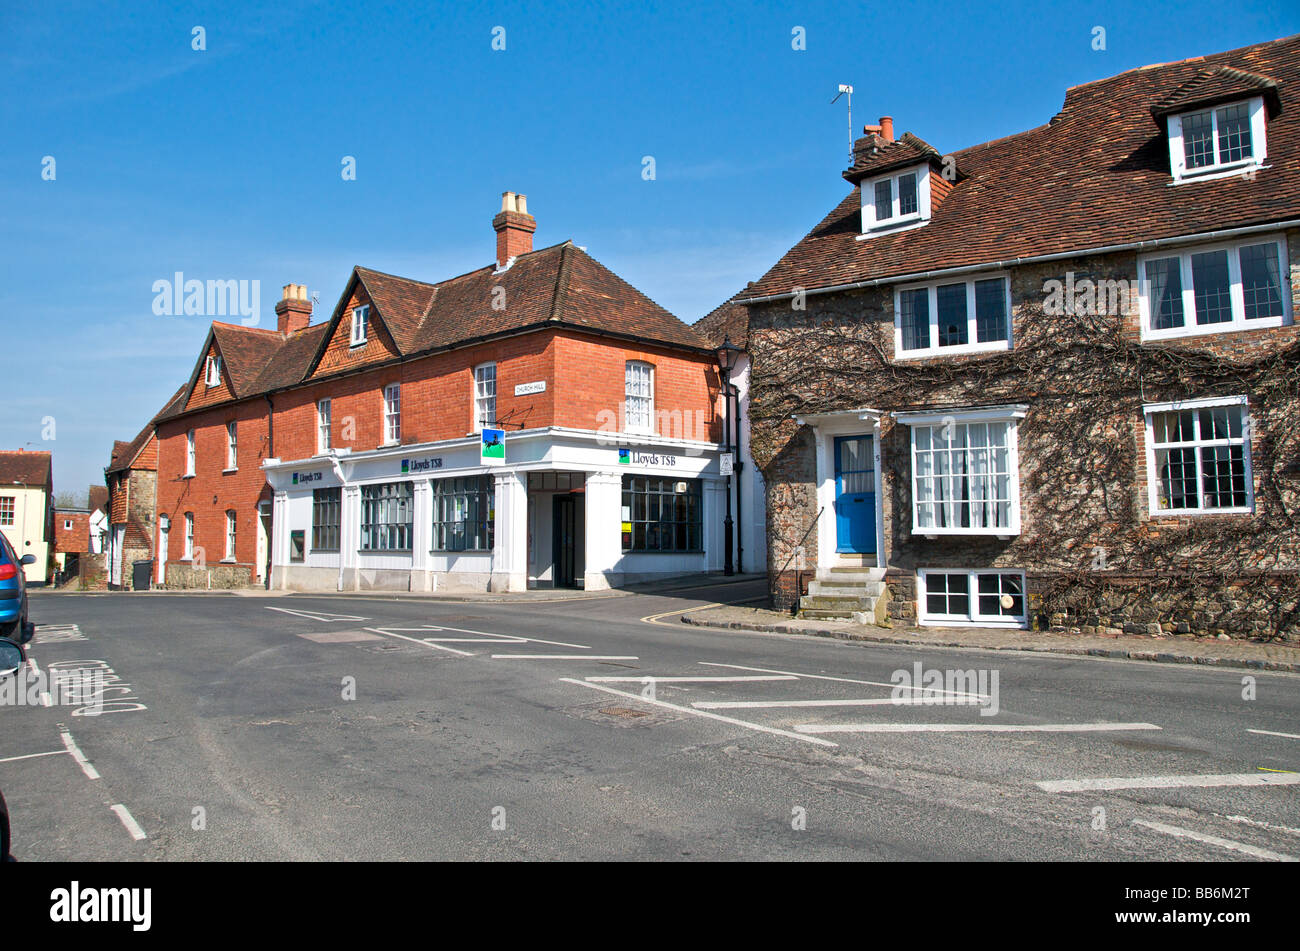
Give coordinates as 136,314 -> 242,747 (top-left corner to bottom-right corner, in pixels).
271,491 -> 288,590
583,471 -> 623,591
340,485 -> 361,591
492,471 -> 527,592
410,480 -> 431,574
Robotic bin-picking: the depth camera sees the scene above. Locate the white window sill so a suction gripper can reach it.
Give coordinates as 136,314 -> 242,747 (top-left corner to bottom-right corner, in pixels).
350,340 -> 367,349
918,617 -> 1028,630
1149,506 -> 1254,519
182,474 -> 195,480
917,529 -> 1020,538
1141,316 -> 1287,342
222,468 -> 237,474
1171,161 -> 1267,185
858,218 -> 927,239
895,340 -> 1011,360
220,558 -> 236,564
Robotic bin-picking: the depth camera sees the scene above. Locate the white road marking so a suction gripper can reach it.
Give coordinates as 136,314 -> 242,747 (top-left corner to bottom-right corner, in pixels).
28,656 -> 52,706
699,662 -> 989,700
382,625 -> 592,650
492,654 -> 638,661
799,721 -> 1161,735
561,678 -> 838,748
59,729 -> 100,780
266,606 -> 369,622
586,675 -> 798,684
1131,819 -> 1296,862
110,804 -> 148,841
1248,728 -> 1300,740
0,750 -> 67,764
694,697 -> 985,710
1220,814 -> 1300,838
365,628 -> 475,656
420,636 -> 527,643
1037,771 -> 1300,793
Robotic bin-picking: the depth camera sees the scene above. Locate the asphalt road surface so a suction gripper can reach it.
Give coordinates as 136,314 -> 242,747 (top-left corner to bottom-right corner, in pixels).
2,579 -> 1297,861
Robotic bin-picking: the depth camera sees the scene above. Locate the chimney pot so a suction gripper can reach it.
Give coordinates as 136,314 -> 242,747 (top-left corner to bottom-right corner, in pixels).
880,116 -> 894,143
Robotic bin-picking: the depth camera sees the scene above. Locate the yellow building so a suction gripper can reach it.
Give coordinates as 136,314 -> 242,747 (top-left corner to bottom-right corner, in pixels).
0,451 -> 53,584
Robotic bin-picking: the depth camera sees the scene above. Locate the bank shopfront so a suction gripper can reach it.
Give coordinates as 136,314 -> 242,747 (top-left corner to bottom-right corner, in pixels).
263,427 -> 729,592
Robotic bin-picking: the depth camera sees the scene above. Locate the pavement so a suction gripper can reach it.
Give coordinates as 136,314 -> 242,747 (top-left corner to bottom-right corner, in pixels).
4,577 -> 1298,861
679,603 -> 1300,673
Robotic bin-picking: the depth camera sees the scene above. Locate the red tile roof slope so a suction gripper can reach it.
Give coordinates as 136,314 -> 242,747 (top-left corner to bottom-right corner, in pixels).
745,34 -> 1300,300
0,450 -> 52,487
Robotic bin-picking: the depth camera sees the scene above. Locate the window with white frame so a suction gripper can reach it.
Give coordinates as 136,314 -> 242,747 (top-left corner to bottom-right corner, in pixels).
1139,237 -> 1289,339
183,513 -> 194,559
896,275 -> 1011,357
1144,396 -> 1253,515
919,569 -> 1027,627
351,305 -> 369,346
383,383 -> 401,444
625,361 -> 654,434
431,475 -> 495,552
1166,97 -> 1267,181
360,482 -> 413,551
902,406 -> 1025,536
64,519 -> 73,530
224,510 -> 237,560
474,363 -> 497,432
186,430 -> 196,476
205,354 -> 222,386
317,399 -> 331,453
861,165 -> 931,233
226,421 -> 237,470
0,497 -> 14,527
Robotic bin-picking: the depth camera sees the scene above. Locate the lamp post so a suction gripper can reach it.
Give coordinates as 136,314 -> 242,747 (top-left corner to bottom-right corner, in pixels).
717,336 -> 742,577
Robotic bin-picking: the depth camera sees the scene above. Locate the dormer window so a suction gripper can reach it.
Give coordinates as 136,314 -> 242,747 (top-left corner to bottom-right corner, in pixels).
351,305 -> 369,346
205,355 -> 222,386
861,165 -> 930,233
1167,97 -> 1267,182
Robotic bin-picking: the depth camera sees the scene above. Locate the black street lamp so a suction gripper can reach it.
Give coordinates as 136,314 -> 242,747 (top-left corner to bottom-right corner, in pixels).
716,336 -> 743,577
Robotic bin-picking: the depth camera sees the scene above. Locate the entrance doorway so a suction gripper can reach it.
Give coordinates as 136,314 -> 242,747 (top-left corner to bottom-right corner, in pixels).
552,494 -> 578,588
833,434 -> 876,554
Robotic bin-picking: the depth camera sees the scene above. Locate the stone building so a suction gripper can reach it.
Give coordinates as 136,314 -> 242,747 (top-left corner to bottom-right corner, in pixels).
739,37 -> 1300,638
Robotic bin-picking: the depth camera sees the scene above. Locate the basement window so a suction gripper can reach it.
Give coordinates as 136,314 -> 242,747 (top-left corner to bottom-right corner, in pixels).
918,569 -> 1027,628
1167,97 -> 1267,182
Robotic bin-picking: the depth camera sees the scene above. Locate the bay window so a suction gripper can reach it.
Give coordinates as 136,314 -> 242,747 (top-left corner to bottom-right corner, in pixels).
900,406 -> 1025,536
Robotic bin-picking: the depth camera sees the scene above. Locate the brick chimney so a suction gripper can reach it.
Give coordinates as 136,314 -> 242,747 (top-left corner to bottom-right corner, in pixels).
492,192 -> 536,267
275,283 -> 311,335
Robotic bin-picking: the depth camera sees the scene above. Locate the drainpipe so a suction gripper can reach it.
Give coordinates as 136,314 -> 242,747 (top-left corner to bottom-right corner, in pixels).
265,395 -> 275,457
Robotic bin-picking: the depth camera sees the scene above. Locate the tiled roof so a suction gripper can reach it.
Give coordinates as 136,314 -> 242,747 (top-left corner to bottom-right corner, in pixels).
745,34 -> 1300,300
1151,65 -> 1282,120
0,450 -> 51,487
88,485 -> 109,515
693,285 -> 754,348
106,420 -> 156,474
843,132 -> 942,183
159,241 -> 705,422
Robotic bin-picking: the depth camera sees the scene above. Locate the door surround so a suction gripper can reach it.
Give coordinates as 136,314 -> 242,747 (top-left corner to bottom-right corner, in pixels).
795,408 -> 886,570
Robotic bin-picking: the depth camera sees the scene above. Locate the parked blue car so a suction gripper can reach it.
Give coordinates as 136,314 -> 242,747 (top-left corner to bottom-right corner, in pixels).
0,532 -> 35,644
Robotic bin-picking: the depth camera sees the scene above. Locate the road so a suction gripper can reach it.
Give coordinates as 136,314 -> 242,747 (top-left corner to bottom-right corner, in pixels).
2,579 -> 1297,861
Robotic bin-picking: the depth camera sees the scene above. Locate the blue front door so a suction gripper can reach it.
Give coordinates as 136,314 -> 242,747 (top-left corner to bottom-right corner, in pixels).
834,435 -> 876,553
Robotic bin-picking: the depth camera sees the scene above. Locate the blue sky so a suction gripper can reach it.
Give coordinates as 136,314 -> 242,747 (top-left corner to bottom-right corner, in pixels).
3,0 -> 1297,501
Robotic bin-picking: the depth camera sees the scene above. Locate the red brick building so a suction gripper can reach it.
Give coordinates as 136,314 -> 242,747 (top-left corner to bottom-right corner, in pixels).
741,36 -> 1300,637
151,194 -> 728,592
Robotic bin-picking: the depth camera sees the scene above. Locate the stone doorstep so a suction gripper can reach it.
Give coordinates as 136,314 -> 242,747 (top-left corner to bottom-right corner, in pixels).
679,614 -> 1300,674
